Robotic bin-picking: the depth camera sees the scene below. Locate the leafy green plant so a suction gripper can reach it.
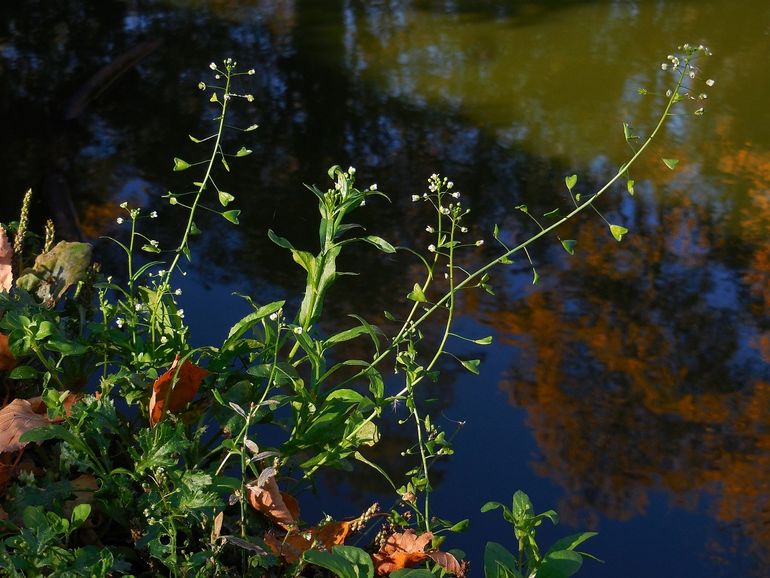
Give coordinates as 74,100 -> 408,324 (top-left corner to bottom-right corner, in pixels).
0,44 -> 715,577
481,491 -> 598,578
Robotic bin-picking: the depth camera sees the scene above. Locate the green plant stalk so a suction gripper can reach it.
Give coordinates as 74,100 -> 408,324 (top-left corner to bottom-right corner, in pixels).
150,67 -> 234,344
307,61 -> 690,476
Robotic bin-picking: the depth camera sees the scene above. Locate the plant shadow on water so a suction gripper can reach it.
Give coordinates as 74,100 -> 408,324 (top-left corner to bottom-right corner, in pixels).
2,1 -> 770,576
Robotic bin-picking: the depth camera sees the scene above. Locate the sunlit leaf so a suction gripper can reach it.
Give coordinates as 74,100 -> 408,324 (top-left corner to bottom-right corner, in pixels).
560,239 -> 576,255
141,244 -> 161,253
218,191 -> 235,207
221,156 -> 230,172
149,355 -> 210,426
172,157 -> 190,171
222,210 -> 240,224
407,283 -> 427,303
609,224 -> 629,242
362,235 -> 396,253
16,241 -> 92,304
626,179 -> 635,196
532,268 -> 539,285
460,359 -> 480,375
493,224 -> 500,240
235,146 -> 252,157
662,158 -> 679,170
543,208 -> 560,219
565,174 -> 577,191
244,123 -> 259,131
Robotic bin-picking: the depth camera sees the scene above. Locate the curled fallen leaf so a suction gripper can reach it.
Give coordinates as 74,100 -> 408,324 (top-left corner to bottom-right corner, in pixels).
246,470 -> 299,528
0,399 -> 51,454
149,355 -> 209,426
372,529 -> 432,575
264,530 -> 313,564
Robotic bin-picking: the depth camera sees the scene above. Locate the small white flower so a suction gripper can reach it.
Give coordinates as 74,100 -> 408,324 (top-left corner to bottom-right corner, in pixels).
705,78 -> 715,87
428,244 -> 436,252
661,63 -> 668,70
689,71 -> 696,79
120,201 -> 128,209
475,239 -> 484,246
209,62 -> 217,70
116,217 -> 124,224
293,326 -> 303,334
666,89 -> 672,97
698,93 -> 708,100
116,318 -> 124,328
451,192 -> 460,198
158,270 -> 166,277
370,183 -> 377,191
150,239 -> 159,248
198,82 -> 206,90
440,207 -> 450,215
174,288 -> 182,295
426,226 -> 435,233
447,181 -> 454,189
134,303 -> 142,311
348,166 -> 356,174
150,211 -> 158,218
444,272 -> 449,279
248,68 -> 255,75
178,309 -> 185,319
411,195 -> 420,202
160,335 -> 168,344
246,94 -> 254,102
460,226 -> 468,233
269,312 -> 278,321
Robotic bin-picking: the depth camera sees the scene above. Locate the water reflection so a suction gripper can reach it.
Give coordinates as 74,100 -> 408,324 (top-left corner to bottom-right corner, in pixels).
2,0 -> 769,575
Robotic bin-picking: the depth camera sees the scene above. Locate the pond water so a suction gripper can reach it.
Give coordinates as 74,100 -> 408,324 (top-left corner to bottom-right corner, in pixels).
2,1 -> 770,576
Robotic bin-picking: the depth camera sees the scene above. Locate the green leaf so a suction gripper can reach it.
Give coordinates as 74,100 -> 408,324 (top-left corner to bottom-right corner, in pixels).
190,221 -> 202,236
221,156 -> 230,172
560,239 -> 576,255
70,503 -> 91,530
210,92 -> 218,102
218,191 -> 235,206
448,519 -> 470,532
222,210 -> 240,224
235,146 -> 252,157
515,204 -> 528,214
484,542 -> 522,578
225,300 -> 285,342
267,229 -> 294,250
609,224 -> 628,242
626,179 -> 635,196
481,501 -> 506,513
622,122 -> 638,142
545,532 -> 598,556
141,244 -> 161,254
407,283 -> 427,303
188,134 -> 203,143
662,158 -> 679,170
532,268 -> 539,285
493,224 -> 500,240
536,550 -> 583,578
565,174 -> 577,191
543,208 -> 560,219
44,340 -> 88,356
512,490 -> 534,519
172,157 -> 190,171
324,325 -> 371,347
19,424 -> 79,447
460,359 -> 480,375
390,570 -> 434,578
8,365 -> 38,380
362,235 -> 396,253
472,335 -> 493,345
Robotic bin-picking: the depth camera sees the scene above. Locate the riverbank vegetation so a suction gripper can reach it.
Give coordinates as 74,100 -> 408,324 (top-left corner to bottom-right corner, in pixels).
0,45 -> 713,576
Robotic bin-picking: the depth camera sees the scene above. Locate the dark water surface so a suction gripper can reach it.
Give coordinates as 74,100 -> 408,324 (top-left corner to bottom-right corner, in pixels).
2,1 -> 770,576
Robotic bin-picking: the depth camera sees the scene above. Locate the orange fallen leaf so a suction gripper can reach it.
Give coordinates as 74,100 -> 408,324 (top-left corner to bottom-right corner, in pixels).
372,529 -> 466,577
246,471 -> 299,528
312,519 -> 353,548
0,226 -> 12,293
149,355 -> 209,426
0,333 -> 17,372
0,399 -> 51,454
264,530 -> 313,564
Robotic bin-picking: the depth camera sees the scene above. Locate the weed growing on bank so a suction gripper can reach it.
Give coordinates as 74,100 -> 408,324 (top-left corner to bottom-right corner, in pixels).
0,46 -> 713,576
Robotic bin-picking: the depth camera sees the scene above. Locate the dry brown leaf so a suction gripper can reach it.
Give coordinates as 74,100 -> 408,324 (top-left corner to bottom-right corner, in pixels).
427,550 -> 467,577
149,355 -> 209,426
372,529 -> 433,575
312,519 -> 353,548
0,227 -> 12,293
246,472 -> 299,528
0,399 -> 51,454
0,333 -> 17,372
264,530 -> 313,564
